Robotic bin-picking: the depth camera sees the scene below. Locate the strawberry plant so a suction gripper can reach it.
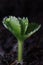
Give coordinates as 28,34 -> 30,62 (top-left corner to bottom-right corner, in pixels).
2,16 -> 41,65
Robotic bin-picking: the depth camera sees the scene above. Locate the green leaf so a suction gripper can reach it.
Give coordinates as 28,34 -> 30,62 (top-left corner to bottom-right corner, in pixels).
3,16 -> 41,40
18,17 -> 28,35
25,23 -> 41,38
3,16 -> 21,38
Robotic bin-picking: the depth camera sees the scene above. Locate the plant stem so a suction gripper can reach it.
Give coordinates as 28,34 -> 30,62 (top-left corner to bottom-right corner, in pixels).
18,39 -> 23,63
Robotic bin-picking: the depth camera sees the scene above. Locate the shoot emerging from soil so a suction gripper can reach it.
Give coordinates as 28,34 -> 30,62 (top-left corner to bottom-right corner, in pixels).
2,16 -> 41,64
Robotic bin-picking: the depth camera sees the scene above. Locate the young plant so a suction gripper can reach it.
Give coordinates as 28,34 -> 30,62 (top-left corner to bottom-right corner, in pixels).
2,16 -> 41,64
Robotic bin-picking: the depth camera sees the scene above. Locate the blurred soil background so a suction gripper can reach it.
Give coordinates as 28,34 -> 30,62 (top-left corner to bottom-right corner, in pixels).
0,0 -> 43,65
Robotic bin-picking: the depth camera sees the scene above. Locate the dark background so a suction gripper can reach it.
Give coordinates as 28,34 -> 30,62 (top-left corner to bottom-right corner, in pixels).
0,0 -> 43,65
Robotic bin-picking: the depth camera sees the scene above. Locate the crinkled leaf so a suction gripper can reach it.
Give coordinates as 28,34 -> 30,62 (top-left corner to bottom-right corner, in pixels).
3,16 -> 21,38
18,17 -> 28,35
3,16 -> 41,41
25,23 -> 41,38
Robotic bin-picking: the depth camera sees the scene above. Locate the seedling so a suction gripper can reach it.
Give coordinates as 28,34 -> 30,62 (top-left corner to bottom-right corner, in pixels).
2,16 -> 41,64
